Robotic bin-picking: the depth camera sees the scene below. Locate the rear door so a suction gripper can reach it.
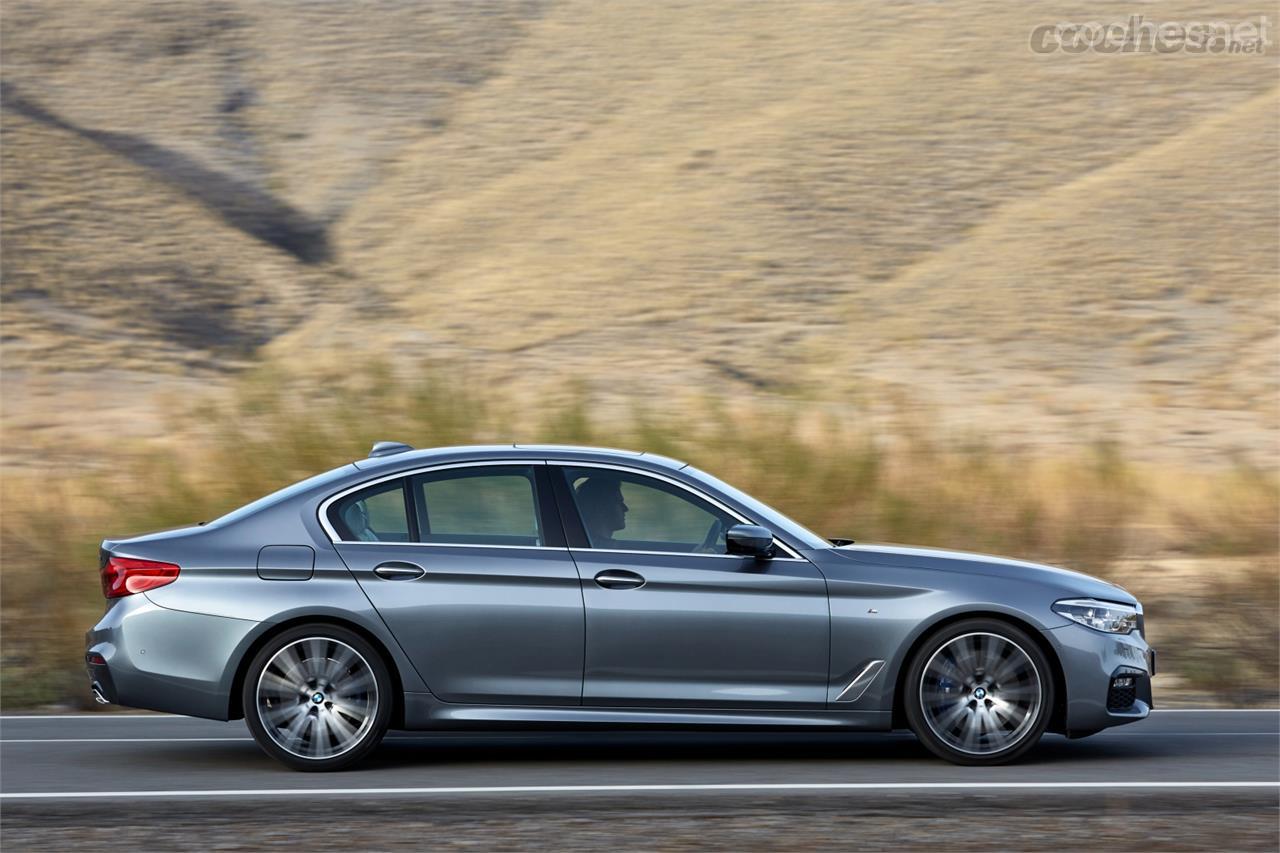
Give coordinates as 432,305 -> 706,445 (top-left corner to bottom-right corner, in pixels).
553,464 -> 830,708
329,462 -> 584,705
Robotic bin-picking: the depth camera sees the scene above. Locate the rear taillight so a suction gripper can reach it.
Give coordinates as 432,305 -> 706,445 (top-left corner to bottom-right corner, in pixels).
100,556 -> 180,599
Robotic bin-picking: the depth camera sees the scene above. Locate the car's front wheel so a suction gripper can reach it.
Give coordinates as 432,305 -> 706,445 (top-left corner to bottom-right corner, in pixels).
243,624 -> 391,771
904,619 -> 1054,765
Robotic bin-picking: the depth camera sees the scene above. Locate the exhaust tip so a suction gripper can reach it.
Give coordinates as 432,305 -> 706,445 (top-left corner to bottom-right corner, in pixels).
90,682 -> 110,705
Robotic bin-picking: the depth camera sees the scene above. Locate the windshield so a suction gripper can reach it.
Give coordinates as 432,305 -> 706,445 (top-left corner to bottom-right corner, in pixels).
683,466 -> 830,550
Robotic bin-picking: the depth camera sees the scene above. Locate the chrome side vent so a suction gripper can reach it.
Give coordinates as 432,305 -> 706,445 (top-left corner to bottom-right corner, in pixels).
835,659 -> 886,702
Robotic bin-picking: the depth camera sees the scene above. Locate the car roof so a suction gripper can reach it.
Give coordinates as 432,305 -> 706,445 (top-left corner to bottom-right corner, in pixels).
351,443 -> 687,472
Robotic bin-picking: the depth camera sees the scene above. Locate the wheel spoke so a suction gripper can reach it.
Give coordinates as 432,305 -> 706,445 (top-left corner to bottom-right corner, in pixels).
931,700 -> 970,731
988,697 -> 1019,729
985,637 -> 1011,668
263,702 -> 305,728
996,683 -> 1038,703
274,647 -> 309,689
960,710 -> 983,750
259,671 -> 300,699
989,648 -> 1027,686
281,707 -> 312,750
302,639 -> 328,681
322,645 -> 357,686
931,651 -> 968,685
328,699 -> 368,723
333,672 -> 375,700
326,708 -> 360,743
951,635 -> 981,676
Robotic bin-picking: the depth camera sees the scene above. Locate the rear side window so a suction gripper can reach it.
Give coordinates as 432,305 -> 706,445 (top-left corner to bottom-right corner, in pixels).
412,465 -> 543,547
329,480 -> 411,542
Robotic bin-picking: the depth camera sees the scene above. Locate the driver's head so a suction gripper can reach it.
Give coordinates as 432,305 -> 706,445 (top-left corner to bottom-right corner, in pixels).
575,477 -> 628,544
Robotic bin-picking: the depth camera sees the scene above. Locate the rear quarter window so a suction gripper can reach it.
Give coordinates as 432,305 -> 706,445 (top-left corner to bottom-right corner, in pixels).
328,480 -> 411,542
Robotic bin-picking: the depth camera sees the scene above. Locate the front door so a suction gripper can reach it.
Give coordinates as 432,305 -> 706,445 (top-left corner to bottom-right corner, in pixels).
553,465 -> 829,708
331,463 -> 584,705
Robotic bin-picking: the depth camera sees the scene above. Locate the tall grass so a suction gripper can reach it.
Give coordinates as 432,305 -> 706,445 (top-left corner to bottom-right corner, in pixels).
1,364 -> 1276,707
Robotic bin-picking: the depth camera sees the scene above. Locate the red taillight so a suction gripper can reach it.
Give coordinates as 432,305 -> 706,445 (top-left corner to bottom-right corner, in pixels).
100,556 -> 180,599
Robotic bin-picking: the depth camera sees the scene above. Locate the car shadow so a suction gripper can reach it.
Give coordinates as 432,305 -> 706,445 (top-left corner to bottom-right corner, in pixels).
352,729 -> 1167,772
362,730 -> 928,771
130,729 -> 1173,776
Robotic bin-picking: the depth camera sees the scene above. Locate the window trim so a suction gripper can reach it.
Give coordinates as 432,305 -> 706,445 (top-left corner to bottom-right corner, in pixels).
318,458 -> 805,560
318,460 -> 556,548
551,462 -> 804,560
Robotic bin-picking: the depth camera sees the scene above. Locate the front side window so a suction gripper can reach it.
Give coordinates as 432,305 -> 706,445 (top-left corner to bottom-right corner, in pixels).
329,480 -> 411,542
561,467 -> 737,554
412,465 -> 543,547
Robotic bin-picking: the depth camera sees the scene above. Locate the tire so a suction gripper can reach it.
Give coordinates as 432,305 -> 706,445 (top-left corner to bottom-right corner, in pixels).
242,624 -> 392,772
904,618 -> 1054,766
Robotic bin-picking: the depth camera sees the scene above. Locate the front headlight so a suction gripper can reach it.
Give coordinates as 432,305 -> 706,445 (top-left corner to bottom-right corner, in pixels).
1052,598 -> 1139,634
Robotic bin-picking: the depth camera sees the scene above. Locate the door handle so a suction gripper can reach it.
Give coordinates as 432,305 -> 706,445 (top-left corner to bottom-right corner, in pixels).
594,569 -> 645,590
374,561 -> 425,581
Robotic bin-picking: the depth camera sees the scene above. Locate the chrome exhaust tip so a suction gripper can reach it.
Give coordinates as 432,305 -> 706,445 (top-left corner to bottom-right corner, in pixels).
91,682 -> 110,705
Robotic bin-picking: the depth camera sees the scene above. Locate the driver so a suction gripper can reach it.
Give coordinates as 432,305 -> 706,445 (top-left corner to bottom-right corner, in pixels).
575,477 -> 628,547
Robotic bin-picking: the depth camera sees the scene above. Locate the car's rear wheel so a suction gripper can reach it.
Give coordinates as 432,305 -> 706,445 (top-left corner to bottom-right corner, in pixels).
243,624 -> 391,771
904,618 -> 1053,765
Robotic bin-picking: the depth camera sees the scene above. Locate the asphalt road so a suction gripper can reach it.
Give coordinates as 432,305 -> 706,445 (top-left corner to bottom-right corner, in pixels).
2,709 -> 1277,850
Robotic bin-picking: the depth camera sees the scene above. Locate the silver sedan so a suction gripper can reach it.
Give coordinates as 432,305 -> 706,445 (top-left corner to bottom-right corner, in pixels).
86,443 -> 1153,770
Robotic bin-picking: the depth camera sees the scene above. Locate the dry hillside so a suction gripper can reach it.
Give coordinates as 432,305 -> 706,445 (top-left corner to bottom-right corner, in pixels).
2,0 -> 1277,467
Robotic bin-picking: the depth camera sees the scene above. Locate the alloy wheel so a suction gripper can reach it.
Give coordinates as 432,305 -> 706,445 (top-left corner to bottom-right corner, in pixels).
255,637 -> 379,760
918,631 -> 1042,755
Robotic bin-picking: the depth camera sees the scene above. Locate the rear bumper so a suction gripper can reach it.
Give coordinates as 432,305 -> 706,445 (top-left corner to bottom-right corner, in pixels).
1043,621 -> 1153,735
85,594 -> 258,720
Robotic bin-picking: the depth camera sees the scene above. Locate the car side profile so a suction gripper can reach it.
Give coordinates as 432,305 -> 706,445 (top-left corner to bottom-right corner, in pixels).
86,443 -> 1154,770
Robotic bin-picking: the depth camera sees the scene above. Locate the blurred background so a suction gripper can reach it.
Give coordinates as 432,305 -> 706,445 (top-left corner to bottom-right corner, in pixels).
1,0 -> 1276,710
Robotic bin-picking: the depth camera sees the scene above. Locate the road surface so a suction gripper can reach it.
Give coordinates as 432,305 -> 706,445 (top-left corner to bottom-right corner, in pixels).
2,709 -> 1277,850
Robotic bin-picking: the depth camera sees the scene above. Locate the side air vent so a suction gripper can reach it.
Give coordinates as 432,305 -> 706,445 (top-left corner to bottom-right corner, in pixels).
368,441 -> 414,458
835,659 -> 886,702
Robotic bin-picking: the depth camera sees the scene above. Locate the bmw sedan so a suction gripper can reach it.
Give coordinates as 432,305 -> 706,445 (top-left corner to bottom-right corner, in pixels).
86,443 -> 1153,770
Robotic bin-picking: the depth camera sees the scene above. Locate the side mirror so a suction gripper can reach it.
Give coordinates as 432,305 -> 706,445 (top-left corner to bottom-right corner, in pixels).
725,524 -> 774,559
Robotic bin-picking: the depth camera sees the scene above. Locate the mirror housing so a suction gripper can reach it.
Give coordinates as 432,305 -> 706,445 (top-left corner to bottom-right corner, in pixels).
725,524 -> 775,559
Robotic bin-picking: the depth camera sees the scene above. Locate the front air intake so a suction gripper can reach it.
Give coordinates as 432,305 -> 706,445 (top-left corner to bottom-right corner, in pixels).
1106,671 -> 1141,711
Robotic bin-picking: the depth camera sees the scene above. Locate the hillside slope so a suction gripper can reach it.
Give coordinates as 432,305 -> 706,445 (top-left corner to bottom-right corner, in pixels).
2,0 -> 1276,465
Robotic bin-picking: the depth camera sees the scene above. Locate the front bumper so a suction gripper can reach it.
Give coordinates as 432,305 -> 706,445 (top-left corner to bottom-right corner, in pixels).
85,594 -> 258,720
1043,621 -> 1153,736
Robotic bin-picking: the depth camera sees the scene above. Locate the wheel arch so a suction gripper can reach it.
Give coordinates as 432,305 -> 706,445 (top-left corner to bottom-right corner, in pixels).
888,610 -> 1067,734
226,615 -> 406,728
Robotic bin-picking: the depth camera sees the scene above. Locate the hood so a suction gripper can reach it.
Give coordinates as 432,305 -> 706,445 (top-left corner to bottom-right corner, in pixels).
827,542 -> 1135,604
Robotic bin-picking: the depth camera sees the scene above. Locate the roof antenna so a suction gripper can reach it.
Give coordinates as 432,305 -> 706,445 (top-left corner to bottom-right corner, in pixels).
368,441 -> 414,458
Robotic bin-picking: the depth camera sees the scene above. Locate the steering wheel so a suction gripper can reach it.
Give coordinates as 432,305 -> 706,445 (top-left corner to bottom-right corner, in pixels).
695,518 -> 725,554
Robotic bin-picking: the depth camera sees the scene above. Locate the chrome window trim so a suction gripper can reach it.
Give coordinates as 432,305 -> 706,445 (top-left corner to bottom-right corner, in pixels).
317,460 -> 548,545
553,461 -> 805,561
334,541 -> 571,552
572,546 -> 802,562
319,458 -> 806,560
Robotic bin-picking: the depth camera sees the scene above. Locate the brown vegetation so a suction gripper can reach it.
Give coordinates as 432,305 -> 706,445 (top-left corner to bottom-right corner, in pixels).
1,366 -> 1275,708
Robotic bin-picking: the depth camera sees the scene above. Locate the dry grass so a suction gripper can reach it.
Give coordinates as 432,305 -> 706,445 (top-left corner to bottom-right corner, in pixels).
1,365 -> 1275,708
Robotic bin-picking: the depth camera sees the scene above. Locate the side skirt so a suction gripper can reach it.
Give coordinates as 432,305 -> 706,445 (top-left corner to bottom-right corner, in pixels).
400,693 -> 892,732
